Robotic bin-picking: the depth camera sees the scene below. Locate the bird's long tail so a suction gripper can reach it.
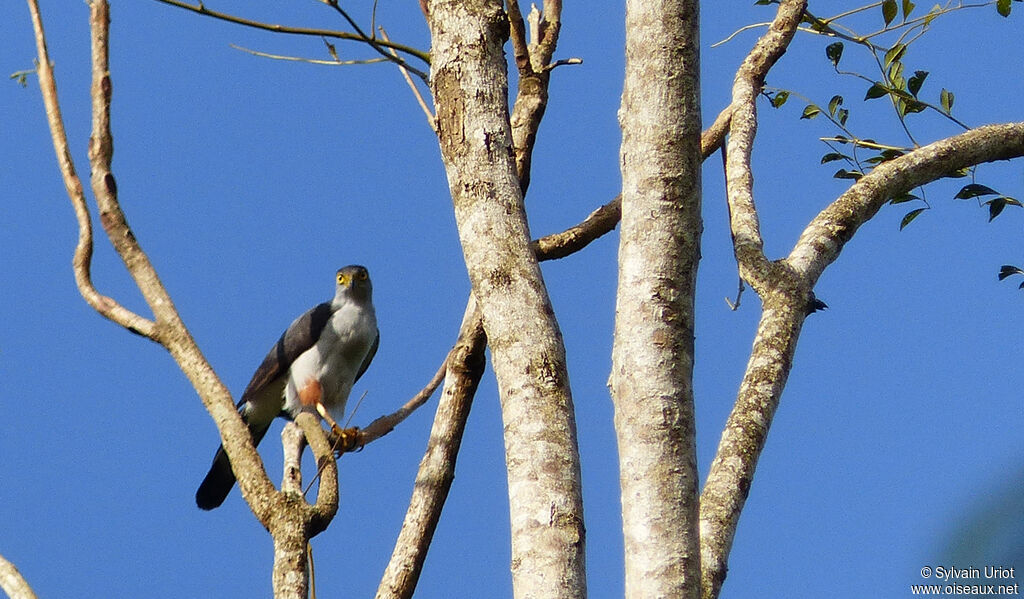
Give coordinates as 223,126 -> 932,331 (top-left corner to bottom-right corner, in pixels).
195,423 -> 270,510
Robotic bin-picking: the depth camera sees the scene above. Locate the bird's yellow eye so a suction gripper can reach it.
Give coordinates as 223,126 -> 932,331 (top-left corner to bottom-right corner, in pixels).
337,273 -> 350,286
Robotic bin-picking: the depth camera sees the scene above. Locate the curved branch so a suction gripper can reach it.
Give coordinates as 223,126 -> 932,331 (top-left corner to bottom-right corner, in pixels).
295,413 -> 340,536
28,0 -> 156,339
788,122 -> 1024,283
31,0 -> 280,527
0,554 -> 38,599
723,0 -> 808,293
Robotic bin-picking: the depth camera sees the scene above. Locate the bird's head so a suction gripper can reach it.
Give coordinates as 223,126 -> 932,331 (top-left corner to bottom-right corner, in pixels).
334,265 -> 373,304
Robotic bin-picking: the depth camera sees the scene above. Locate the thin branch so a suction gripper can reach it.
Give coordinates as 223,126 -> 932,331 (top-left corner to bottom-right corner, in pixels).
28,0 -> 156,339
150,0 -> 431,66
0,554 -> 38,599
319,0 -> 430,82
543,57 -> 583,71
712,21 -> 773,48
378,27 -> 435,130
353,357 -> 448,448
375,299 -> 487,599
537,0 -> 563,67
230,43 -> 388,66
533,196 -> 621,260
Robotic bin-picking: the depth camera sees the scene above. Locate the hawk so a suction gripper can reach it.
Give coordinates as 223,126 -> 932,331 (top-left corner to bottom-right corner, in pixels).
196,265 -> 379,510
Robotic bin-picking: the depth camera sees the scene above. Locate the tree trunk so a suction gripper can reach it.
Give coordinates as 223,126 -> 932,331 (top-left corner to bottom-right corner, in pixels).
425,2 -> 587,598
612,0 -> 703,597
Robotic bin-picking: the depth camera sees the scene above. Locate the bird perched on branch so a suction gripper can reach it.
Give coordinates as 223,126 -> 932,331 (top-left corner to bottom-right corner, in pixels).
196,265 -> 379,510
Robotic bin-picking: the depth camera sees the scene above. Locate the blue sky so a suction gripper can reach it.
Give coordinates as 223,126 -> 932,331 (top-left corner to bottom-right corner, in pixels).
2,1 -> 1022,597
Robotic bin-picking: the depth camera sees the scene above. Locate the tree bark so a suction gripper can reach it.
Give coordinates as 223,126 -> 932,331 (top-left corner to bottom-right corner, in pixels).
426,2 -> 586,597
0,554 -> 38,599
612,1 -> 703,597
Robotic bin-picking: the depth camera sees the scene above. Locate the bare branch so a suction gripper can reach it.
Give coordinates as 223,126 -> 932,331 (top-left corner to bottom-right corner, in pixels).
354,356 -> 448,448
507,0 -> 566,194
150,0 -> 431,67
31,0 -> 280,528
230,43 -> 388,66
0,553 -> 38,599
281,421 -> 308,500
375,300 -> 487,599
28,0 -> 156,339
699,270 -> 810,599
722,0 -> 807,294
537,0 -> 563,68
378,28 -> 436,130
319,0 -> 430,82
295,413 -> 340,535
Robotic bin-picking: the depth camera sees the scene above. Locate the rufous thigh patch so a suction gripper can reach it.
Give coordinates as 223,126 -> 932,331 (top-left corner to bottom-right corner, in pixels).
298,379 -> 322,407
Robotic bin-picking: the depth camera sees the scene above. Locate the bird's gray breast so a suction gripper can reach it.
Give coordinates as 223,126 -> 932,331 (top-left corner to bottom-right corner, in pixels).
283,301 -> 376,421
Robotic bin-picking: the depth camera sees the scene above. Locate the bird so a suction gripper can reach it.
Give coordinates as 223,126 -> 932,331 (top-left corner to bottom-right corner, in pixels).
195,265 -> 379,510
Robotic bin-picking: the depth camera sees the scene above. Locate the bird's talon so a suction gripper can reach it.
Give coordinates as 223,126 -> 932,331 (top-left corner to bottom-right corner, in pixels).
333,426 -> 362,453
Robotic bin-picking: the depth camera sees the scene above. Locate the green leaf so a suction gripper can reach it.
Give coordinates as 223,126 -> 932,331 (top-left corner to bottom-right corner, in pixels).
907,70 -> 928,97
837,108 -> 849,126
834,169 -> 864,180
771,90 -> 790,108
987,198 -> 1007,220
888,62 -> 905,89
900,207 -> 925,230
923,4 -> 940,25
902,0 -> 916,19
987,197 -> 1022,221
889,192 -> 919,205
997,0 -> 1011,16
826,42 -> 844,68
882,0 -> 899,25
820,152 -> 849,164
801,104 -> 821,119
865,82 -> 889,100
954,183 -> 999,199
903,100 -> 927,115
884,44 -> 907,69
828,95 -> 843,116
940,88 -> 954,114
998,265 -> 1024,280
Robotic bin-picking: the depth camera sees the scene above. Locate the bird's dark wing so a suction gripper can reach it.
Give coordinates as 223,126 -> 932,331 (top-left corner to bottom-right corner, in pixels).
354,329 -> 379,383
239,302 -> 334,405
197,302 -> 335,510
